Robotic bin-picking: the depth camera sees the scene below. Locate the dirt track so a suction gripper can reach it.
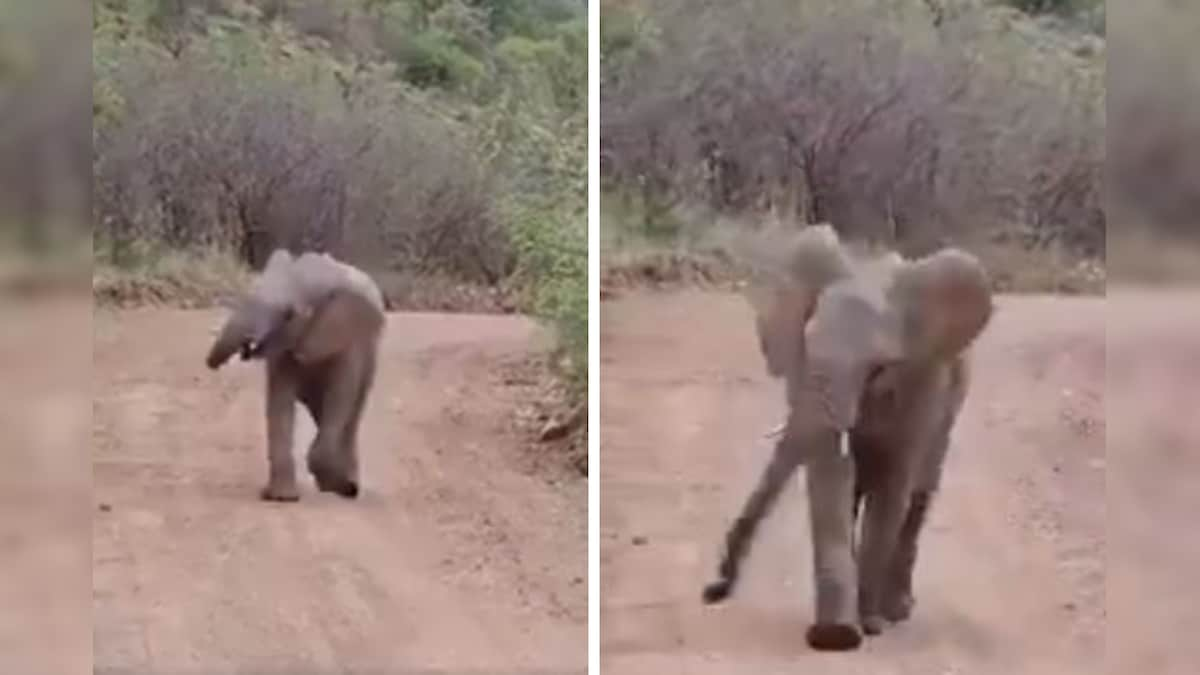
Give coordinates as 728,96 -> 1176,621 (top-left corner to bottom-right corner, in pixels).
600,290 -> 1108,674
93,309 -> 586,673
1107,288 -> 1200,675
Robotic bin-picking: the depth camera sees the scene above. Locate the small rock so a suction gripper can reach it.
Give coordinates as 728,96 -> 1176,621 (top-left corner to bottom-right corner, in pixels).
632,535 -> 648,546
539,419 -> 571,442
98,503 -> 112,512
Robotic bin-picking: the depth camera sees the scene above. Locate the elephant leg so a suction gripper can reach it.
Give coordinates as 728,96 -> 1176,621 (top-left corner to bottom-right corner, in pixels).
298,376 -> 324,426
856,468 -> 912,636
298,365 -> 335,489
262,361 -> 300,502
882,489 -> 933,623
307,354 -> 366,499
702,436 -> 803,605
336,346 -> 377,491
804,434 -> 863,651
884,418 -> 952,622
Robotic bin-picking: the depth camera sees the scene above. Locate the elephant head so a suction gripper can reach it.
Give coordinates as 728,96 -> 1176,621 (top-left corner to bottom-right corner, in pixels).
750,227 -> 993,436
206,249 -> 386,370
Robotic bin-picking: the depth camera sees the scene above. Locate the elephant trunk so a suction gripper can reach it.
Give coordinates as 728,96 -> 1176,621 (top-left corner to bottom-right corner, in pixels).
206,300 -> 285,370
206,311 -> 253,370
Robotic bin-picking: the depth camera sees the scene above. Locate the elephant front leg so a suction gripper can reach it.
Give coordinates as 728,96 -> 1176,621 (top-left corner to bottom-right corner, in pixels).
804,436 -> 862,651
262,363 -> 300,502
856,476 -> 911,635
882,489 -> 934,623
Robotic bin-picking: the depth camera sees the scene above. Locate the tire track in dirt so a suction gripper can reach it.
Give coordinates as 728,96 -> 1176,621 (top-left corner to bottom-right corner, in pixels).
600,291 -> 1104,674
93,309 -> 585,673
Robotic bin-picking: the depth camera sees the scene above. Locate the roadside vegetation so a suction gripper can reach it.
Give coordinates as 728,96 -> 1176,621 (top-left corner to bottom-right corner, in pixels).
93,0 -> 587,463
600,0 -> 1105,295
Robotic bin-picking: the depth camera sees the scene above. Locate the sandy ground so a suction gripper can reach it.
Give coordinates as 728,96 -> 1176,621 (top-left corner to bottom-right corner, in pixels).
600,290 -> 1110,674
1107,288 -> 1200,675
90,309 -> 586,673
0,298 -> 91,675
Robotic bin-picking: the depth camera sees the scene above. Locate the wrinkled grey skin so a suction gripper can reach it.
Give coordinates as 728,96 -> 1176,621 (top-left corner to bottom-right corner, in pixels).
701,226 -> 993,652
206,250 -> 386,502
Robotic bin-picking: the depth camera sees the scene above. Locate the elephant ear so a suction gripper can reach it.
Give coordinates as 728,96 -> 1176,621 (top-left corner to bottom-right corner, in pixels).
292,286 -> 385,365
748,286 -> 818,378
891,248 -> 993,363
747,225 -> 854,378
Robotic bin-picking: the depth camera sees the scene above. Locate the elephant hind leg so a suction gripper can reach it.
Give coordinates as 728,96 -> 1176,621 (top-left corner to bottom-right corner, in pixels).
299,379 -> 324,426
304,348 -> 369,497
335,346 -> 377,495
305,354 -> 370,499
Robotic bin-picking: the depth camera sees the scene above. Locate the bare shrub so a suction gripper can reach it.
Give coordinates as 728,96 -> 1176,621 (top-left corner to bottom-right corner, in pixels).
601,0 -> 1104,258
0,11 -> 90,251
93,60 -> 510,283
1109,1 -> 1200,243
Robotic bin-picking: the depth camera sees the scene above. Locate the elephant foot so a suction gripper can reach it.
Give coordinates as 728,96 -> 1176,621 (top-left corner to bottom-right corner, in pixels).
882,593 -> 915,622
329,479 -> 359,499
260,482 -> 300,502
805,623 -> 863,651
308,456 -> 359,499
860,614 -> 887,636
312,468 -> 359,499
702,578 -> 733,604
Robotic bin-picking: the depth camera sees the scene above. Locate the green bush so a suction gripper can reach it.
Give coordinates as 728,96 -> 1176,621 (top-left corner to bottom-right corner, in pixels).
509,204 -> 587,390
1000,0 -> 1100,17
390,28 -> 487,91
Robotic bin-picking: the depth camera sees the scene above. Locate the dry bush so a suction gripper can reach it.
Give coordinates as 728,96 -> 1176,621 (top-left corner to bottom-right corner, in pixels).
601,0 -> 1104,260
0,8 -> 90,251
1109,1 -> 1200,245
93,62 -> 511,283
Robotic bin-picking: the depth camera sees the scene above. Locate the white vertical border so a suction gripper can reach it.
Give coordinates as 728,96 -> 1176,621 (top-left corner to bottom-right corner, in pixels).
586,0 -> 600,673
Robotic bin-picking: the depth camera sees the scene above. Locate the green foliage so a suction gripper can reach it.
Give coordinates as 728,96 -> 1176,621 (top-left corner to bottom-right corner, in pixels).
472,0 -> 579,39
388,27 -> 488,90
598,1 -> 659,88
1000,0 -> 1101,17
509,203 -> 587,390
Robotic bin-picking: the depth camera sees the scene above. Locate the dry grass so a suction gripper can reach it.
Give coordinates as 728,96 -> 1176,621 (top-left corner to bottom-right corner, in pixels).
1107,230 -> 1200,286
371,269 -> 520,314
94,250 -> 523,313
600,247 -> 747,299
496,354 -> 588,478
0,241 -> 92,300
972,241 -> 1106,295
93,250 -> 252,309
600,219 -> 1106,300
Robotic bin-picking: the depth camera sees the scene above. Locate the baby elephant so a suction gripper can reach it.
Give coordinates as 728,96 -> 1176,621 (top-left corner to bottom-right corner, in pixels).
206,250 -> 386,502
702,225 -> 993,651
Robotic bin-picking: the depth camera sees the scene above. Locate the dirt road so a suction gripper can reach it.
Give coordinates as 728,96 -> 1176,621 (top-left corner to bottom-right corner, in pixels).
1107,288 -> 1200,675
600,290 -> 1107,674
93,309 -> 586,673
